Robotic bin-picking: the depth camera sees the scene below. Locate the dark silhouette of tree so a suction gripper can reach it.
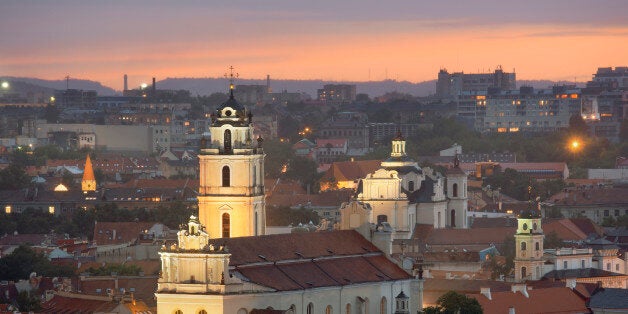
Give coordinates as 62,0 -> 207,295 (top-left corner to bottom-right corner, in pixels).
423,290 -> 483,314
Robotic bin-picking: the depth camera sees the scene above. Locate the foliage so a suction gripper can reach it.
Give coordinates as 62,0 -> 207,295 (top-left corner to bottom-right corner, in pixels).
266,206 -> 320,226
601,215 -> 628,228
482,168 -> 565,201
17,291 -> 41,312
85,263 -> 142,276
489,235 -> 515,279
0,245 -> 74,281
0,164 -> 30,189
423,291 -> 483,314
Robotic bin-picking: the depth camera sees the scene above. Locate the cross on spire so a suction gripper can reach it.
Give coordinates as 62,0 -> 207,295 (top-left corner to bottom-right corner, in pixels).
224,66 -> 239,98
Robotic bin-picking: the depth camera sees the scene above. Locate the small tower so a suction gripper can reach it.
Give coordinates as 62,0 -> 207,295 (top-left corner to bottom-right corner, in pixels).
445,155 -> 468,228
394,291 -> 410,314
514,184 -> 544,282
197,67 -> 266,238
81,154 -> 96,192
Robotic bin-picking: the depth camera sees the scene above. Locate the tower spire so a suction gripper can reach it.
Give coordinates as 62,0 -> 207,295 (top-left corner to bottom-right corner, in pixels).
224,66 -> 239,99
82,154 -> 96,192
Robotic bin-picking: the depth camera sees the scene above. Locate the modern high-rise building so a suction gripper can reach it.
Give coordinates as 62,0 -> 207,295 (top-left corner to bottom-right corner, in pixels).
317,84 -> 357,104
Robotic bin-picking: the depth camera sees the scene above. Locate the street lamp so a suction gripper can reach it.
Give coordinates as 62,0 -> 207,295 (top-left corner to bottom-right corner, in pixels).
1,81 -> 8,89
568,138 -> 582,161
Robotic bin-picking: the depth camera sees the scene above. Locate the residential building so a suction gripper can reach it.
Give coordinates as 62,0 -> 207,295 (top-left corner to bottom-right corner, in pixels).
543,187 -> 628,225
317,84 -> 356,104
436,66 -> 516,99
318,111 -> 369,154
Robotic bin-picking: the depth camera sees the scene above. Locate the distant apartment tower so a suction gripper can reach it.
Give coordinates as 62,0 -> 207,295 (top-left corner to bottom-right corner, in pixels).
317,84 -> 356,104
53,89 -> 98,108
470,86 -> 581,133
587,66 -> 628,90
437,66 -> 516,98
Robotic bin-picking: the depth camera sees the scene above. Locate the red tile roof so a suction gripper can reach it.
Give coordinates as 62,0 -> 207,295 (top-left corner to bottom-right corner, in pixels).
93,221 -> 160,246
468,287 -> 589,314
321,160 -> 381,182
548,187 -> 628,206
207,230 -> 412,291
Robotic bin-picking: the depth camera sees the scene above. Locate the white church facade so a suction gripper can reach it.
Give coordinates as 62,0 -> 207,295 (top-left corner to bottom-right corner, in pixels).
354,132 -> 469,240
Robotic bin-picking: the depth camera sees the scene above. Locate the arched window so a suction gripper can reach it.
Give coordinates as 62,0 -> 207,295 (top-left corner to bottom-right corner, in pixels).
199,310 -> 207,314
307,303 -> 314,314
222,166 -> 230,187
174,310 -> 183,314
450,209 -> 456,228
326,305 -> 333,314
346,304 -> 351,314
408,181 -> 414,191
380,297 -> 387,314
535,242 -> 540,251
521,241 -> 527,251
222,213 -> 230,238
224,129 -> 232,152
521,266 -> 527,278
452,183 -> 458,197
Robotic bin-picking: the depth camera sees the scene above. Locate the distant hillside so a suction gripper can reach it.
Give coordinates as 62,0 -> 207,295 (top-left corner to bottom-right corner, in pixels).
156,77 -> 583,98
157,77 -> 436,98
1,76 -> 117,96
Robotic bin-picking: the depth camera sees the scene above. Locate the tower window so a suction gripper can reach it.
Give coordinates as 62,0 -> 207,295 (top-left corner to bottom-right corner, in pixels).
450,209 -> 456,228
408,181 -> 414,191
222,166 -> 230,187
452,183 -> 458,197
521,242 -> 526,251
535,242 -> 539,251
222,213 -> 230,238
521,267 -> 527,278
224,129 -> 232,152
564,261 -> 568,269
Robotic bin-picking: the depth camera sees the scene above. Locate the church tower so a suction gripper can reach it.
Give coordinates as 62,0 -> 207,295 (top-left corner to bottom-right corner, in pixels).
514,186 -> 544,282
445,155 -> 468,228
197,68 -> 265,238
81,154 -> 96,192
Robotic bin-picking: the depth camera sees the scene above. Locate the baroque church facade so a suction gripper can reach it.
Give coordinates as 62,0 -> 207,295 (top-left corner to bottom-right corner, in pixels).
353,132 -> 469,240
156,81 -> 420,313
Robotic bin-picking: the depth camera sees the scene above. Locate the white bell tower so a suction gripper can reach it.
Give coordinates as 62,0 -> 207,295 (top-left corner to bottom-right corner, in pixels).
514,186 -> 544,282
197,67 -> 266,238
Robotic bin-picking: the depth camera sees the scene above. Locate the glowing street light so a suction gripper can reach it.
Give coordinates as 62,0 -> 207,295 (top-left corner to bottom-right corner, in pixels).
140,83 -> 148,89
1,81 -> 8,89
568,138 -> 583,161
571,140 -> 579,150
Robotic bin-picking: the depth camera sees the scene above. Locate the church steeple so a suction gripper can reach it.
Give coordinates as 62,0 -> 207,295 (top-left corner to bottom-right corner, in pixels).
390,129 -> 407,158
197,67 -> 266,239
81,154 -> 96,192
514,181 -> 544,282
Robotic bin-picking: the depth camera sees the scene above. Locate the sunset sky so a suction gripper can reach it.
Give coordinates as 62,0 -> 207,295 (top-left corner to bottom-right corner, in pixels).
1,0 -> 627,91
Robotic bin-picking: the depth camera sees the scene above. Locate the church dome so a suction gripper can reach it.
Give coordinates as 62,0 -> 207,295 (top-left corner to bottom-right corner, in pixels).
213,90 -> 250,127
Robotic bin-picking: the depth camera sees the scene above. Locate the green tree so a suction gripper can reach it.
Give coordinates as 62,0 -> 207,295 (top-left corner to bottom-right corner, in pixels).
423,291 -> 483,314
17,291 -> 41,312
544,231 -> 564,249
568,114 -> 589,135
0,245 -> 73,281
0,164 -> 30,190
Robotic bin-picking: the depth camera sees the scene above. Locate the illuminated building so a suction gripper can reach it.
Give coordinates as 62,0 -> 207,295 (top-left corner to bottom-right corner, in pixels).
81,154 -> 96,192
473,86 -> 581,133
513,205 -> 544,282
197,82 -> 266,238
156,216 -> 418,313
317,84 -> 356,104
354,131 -> 469,238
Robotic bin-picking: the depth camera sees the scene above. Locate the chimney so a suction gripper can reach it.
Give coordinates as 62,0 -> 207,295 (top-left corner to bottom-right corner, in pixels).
480,287 -> 492,300
152,77 -> 156,94
266,74 -> 271,93
511,284 -> 529,298
509,306 -> 515,314
123,74 -> 128,91
565,278 -> 577,289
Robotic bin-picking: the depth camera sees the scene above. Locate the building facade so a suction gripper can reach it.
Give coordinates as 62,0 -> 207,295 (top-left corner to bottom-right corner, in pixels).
197,86 -> 266,239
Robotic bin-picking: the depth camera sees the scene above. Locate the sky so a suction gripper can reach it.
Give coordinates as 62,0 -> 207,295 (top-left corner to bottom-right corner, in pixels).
1,0 -> 627,91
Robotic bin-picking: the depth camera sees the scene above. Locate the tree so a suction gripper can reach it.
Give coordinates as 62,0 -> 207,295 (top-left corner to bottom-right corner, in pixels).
0,245 -> 73,281
568,114 -> 589,135
0,164 -> 30,190
544,231 -> 564,249
423,291 -> 483,314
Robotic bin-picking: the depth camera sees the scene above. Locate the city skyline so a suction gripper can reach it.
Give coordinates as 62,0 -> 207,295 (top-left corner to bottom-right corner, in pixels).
1,0 -> 627,91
